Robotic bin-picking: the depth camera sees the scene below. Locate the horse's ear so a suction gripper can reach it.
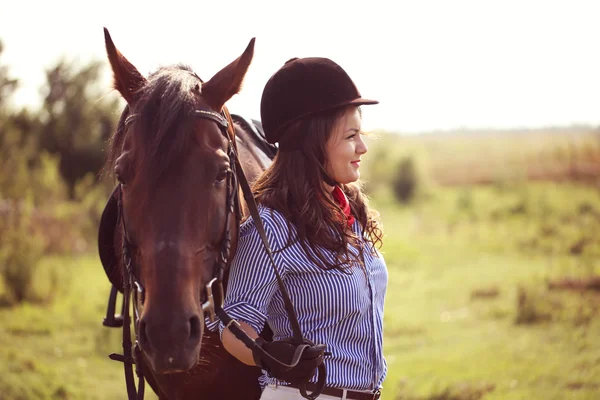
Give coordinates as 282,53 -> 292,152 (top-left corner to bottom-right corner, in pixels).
202,38 -> 255,111
104,27 -> 147,104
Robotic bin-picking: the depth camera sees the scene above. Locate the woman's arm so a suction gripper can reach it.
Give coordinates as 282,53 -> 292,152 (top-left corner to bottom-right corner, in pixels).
222,321 -> 260,366
220,211 -> 288,366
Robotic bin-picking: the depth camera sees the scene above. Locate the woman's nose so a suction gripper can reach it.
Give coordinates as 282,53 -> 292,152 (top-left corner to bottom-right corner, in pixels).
356,135 -> 368,155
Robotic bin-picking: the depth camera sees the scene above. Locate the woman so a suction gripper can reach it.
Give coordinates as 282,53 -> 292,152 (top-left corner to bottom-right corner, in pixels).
218,57 -> 387,400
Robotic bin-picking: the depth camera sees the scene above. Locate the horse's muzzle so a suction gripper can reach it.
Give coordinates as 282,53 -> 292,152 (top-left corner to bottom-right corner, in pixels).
138,313 -> 203,373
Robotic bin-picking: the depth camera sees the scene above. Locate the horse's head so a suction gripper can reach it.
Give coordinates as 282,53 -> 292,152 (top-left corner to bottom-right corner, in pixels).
103,28 -> 254,374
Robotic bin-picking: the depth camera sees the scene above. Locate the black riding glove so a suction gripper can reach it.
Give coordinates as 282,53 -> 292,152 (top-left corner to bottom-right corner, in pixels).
252,337 -> 326,385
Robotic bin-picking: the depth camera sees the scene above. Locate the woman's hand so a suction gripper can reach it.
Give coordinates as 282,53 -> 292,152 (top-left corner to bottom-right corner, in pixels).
252,337 -> 326,385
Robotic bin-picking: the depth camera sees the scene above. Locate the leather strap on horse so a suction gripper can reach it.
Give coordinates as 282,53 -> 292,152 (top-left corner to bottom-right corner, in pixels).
116,278 -> 145,400
105,191 -> 146,400
218,134 -> 325,399
215,108 -> 304,342
214,163 -> 326,399
233,156 -> 304,344
205,108 -> 325,399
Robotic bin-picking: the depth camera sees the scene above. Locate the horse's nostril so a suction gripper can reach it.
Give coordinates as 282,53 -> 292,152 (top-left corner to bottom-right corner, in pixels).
189,316 -> 201,343
138,320 -> 149,349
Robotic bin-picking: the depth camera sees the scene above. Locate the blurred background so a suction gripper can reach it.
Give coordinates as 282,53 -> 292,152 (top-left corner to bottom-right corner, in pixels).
0,0 -> 599,399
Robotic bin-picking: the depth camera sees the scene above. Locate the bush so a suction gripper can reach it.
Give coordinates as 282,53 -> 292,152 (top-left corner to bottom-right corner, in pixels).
392,156 -> 419,203
514,285 -> 552,325
0,201 -> 44,305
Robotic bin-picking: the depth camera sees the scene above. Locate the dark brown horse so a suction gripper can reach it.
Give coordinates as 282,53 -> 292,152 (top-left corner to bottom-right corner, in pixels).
98,28 -> 273,399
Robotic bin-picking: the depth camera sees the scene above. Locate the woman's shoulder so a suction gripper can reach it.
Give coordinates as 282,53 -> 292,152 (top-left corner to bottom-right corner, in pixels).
239,205 -> 295,248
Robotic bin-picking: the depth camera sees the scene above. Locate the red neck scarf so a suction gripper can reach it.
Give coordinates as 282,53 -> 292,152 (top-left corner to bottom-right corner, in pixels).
332,186 -> 355,227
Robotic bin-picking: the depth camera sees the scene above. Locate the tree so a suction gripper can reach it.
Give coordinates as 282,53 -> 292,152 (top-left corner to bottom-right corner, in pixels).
39,59 -> 121,198
0,39 -> 37,200
0,41 -> 18,109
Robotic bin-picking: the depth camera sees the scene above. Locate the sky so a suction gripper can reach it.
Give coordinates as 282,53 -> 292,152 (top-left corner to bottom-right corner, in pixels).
1,0 -> 599,133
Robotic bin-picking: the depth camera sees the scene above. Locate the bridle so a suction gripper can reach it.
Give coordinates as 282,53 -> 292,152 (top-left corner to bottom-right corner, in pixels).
123,107 -> 239,316
103,106 -> 240,400
103,106 -> 326,400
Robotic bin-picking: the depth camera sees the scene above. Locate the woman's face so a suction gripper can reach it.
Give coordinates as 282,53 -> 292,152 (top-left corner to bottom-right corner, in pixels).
324,107 -> 367,185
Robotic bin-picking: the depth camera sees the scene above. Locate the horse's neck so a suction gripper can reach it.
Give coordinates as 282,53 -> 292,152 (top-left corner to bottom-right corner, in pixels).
235,125 -> 272,181
234,124 -> 272,219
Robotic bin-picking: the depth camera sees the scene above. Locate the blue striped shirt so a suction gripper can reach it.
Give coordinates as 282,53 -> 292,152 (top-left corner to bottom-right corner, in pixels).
210,205 -> 388,391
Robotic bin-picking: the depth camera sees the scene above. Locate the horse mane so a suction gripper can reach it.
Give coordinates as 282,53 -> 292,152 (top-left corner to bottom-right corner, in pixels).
103,65 -> 204,183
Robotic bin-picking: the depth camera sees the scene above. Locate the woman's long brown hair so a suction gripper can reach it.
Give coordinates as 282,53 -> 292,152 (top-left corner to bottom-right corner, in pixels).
252,106 -> 383,271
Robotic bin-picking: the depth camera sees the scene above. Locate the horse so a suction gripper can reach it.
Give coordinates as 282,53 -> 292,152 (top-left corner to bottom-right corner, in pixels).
97,28 -> 276,400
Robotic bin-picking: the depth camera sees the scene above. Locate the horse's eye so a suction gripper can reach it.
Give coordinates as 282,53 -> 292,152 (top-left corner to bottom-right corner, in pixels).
215,169 -> 229,185
115,150 -> 131,186
115,163 -> 128,186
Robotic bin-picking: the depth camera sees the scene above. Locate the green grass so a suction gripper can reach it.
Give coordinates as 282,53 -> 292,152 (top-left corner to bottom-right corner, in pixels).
1,182 -> 599,399
376,182 -> 600,400
0,255 -> 158,400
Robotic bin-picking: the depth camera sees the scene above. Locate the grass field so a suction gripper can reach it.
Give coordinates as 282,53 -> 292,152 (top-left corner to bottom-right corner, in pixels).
1,182 -> 599,399
377,182 -> 600,399
0,254 -> 149,400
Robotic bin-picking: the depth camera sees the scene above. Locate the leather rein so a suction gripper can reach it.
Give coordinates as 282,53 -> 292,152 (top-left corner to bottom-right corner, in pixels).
103,107 -> 325,400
